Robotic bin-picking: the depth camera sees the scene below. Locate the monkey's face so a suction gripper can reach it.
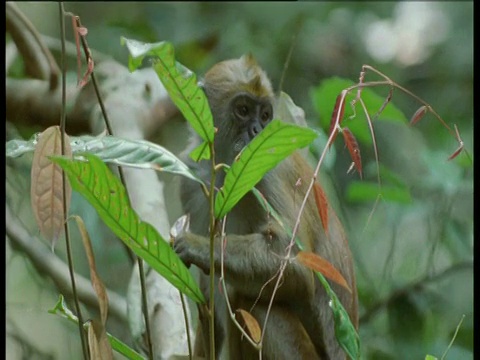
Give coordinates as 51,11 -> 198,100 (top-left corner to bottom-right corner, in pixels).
230,93 -> 273,153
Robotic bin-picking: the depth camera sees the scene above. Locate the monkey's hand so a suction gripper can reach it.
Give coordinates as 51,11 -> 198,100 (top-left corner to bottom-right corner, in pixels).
170,214 -> 197,269
172,234 -> 194,268
173,232 -> 211,274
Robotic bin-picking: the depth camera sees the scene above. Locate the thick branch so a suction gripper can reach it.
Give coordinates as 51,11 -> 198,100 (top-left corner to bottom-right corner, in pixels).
6,78 -> 78,130
359,261 -> 473,324
6,2 -> 59,89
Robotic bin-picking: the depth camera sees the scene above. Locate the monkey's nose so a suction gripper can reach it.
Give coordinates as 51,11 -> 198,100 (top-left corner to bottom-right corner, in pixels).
248,121 -> 263,138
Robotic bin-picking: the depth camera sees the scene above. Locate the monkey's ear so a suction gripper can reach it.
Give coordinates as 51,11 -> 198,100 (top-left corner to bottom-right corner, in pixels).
242,53 -> 258,67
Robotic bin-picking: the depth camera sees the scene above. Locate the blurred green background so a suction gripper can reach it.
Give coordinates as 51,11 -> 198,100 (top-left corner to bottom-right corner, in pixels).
6,2 -> 473,359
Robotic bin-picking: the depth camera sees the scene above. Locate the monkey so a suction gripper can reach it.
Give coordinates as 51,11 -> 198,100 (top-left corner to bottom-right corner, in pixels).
173,54 -> 358,360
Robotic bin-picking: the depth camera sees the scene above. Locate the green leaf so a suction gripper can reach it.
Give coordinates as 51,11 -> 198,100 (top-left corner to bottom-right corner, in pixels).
189,140 -> 211,162
121,37 -> 215,143
49,295 -> 145,360
346,181 -> 412,204
51,154 -> 205,304
6,134 -> 37,157
311,77 -> 408,146
214,119 -> 317,219
318,271 -> 361,359
7,134 -> 202,185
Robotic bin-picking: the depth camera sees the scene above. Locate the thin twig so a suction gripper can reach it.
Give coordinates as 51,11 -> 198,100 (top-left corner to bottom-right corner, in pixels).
58,3 -> 89,359
208,142 -> 217,360
278,15 -> 303,95
218,218 -> 263,353
179,293 -> 193,360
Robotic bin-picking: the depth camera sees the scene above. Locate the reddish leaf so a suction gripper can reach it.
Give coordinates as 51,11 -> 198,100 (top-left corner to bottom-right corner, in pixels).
236,309 -> 261,343
74,215 -> 109,326
30,126 -> 72,248
448,124 -> 464,161
342,127 -> 362,179
78,57 -> 94,88
313,182 -> 329,236
372,87 -> 393,121
296,251 -> 351,293
71,16 -> 82,86
328,91 -> 347,147
409,105 -> 428,126
71,15 -> 94,88
447,144 -> 464,161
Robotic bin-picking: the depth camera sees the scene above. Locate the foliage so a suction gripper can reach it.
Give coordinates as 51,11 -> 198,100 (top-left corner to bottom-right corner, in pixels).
6,2 -> 472,360
51,153 -> 205,304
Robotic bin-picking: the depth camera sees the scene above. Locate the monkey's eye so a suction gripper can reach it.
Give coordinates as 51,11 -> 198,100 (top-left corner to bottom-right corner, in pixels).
261,111 -> 271,123
236,105 -> 249,117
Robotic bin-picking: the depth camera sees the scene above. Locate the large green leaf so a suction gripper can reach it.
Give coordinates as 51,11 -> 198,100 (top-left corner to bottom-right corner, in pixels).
51,154 -> 205,304
311,77 -> 408,146
214,119 -> 317,218
121,37 -> 214,147
7,134 -> 202,185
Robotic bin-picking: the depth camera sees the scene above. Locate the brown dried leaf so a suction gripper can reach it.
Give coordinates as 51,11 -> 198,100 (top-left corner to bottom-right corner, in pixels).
78,57 -> 94,88
170,214 -> 190,240
342,127 -> 362,179
409,105 -> 428,126
87,319 -> 114,360
328,91 -> 347,147
296,251 -> 351,293
235,309 -> 261,344
448,124 -> 464,161
74,215 -> 109,326
313,182 -> 329,236
447,144 -> 464,161
30,126 -> 72,249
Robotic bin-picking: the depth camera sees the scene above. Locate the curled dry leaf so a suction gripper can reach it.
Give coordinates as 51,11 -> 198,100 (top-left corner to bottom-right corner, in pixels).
448,124 -> 464,161
296,251 -> 351,293
313,182 -> 329,236
170,214 -> 190,239
235,309 -> 262,344
73,215 -> 109,326
30,126 -> 72,249
328,91 -> 347,148
87,319 -> 114,360
342,127 -> 362,179
447,144 -> 464,161
409,105 -> 428,126
78,57 -> 94,88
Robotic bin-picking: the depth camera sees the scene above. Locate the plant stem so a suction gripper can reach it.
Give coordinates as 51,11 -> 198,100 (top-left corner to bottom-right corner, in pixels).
59,3 -> 89,359
208,142 -> 217,360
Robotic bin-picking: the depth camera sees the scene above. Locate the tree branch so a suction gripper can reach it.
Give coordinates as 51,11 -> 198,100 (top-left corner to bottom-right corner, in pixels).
359,261 -> 473,324
5,204 -> 128,324
6,2 -> 59,89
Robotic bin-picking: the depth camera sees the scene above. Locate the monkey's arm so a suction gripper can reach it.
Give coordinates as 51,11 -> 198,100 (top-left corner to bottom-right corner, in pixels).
173,222 -> 315,301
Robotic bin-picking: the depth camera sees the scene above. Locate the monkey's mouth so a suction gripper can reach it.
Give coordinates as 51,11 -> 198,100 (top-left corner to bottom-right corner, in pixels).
233,135 -> 247,153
